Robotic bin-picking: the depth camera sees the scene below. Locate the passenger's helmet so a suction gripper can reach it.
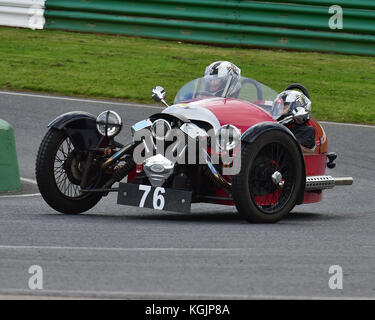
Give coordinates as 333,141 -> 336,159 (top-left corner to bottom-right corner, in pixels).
272,90 -> 311,123
203,61 -> 241,97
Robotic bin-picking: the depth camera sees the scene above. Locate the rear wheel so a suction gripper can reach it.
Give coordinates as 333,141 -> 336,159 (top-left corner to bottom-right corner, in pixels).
36,128 -> 103,214
232,130 -> 304,223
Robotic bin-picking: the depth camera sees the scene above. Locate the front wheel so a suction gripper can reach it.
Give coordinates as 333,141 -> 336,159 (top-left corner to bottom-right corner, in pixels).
232,130 -> 304,223
36,128 -> 103,214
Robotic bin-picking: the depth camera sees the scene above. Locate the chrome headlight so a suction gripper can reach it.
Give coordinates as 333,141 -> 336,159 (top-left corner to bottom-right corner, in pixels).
151,119 -> 172,141
217,124 -> 241,151
96,110 -> 122,137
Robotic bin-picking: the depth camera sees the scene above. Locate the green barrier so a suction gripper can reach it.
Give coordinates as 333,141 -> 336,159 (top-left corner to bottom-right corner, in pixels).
0,119 -> 21,192
44,0 -> 375,56
45,0 -> 375,34
44,9 -> 375,56
254,0 -> 375,10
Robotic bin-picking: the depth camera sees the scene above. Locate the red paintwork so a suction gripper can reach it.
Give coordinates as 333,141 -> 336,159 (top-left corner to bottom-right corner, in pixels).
303,155 -> 325,204
194,98 -> 329,205
127,167 -> 137,182
131,97 -> 329,206
304,153 -> 326,176
254,190 -> 282,206
301,118 -> 328,203
196,98 -> 275,132
303,190 -> 323,204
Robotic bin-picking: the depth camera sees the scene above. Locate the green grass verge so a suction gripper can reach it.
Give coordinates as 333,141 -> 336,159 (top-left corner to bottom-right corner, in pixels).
0,27 -> 374,124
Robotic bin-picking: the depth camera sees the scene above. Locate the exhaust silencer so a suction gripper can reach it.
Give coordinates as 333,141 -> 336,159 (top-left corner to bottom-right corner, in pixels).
305,175 -> 353,191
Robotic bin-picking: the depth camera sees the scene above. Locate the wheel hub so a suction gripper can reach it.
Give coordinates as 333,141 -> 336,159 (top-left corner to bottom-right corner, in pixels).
271,171 -> 282,184
251,158 -> 279,195
64,152 -> 83,185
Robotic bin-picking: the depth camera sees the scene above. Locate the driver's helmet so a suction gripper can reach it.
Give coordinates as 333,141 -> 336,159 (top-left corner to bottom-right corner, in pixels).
203,61 -> 241,97
272,90 -> 311,121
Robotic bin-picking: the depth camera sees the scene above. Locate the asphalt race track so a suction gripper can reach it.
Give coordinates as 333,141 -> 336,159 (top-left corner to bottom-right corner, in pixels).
0,91 -> 374,299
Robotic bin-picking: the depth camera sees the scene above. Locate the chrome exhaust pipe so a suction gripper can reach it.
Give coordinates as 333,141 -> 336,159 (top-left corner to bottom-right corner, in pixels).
333,177 -> 354,186
305,175 -> 353,191
201,149 -> 232,192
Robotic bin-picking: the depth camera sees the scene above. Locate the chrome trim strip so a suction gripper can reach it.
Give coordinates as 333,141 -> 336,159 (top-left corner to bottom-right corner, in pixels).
180,123 -> 208,139
163,104 -> 222,132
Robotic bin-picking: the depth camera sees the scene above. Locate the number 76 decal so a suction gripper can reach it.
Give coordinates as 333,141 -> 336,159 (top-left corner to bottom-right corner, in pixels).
138,185 -> 166,210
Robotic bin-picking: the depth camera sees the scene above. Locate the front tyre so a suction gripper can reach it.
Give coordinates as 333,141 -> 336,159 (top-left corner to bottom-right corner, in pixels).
36,128 -> 103,214
232,130 -> 304,223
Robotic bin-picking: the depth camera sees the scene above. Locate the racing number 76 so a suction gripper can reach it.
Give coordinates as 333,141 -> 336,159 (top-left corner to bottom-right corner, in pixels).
138,185 -> 166,210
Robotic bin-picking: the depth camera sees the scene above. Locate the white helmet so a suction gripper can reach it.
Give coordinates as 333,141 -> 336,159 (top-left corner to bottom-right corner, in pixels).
272,90 -> 311,123
203,61 -> 241,97
204,61 -> 241,78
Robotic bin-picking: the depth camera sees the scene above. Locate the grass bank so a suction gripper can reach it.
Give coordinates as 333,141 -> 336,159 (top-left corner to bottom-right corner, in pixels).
0,27 -> 374,124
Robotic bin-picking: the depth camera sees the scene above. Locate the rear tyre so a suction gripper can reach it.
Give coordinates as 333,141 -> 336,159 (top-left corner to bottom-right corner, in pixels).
36,128 -> 103,214
232,130 -> 304,223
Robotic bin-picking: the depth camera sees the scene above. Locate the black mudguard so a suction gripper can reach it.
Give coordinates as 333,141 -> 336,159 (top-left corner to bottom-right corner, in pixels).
241,121 -> 306,205
48,111 -> 104,151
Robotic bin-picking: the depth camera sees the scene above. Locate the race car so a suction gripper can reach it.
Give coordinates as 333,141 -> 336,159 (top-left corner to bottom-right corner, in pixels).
35,74 -> 353,223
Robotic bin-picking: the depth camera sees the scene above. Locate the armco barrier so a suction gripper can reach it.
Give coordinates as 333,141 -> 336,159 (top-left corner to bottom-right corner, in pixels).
43,0 -> 375,55
0,119 -> 21,193
0,0 -> 45,29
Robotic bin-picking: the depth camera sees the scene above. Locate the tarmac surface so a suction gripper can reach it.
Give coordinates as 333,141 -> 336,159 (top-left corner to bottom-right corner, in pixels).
0,90 -> 374,299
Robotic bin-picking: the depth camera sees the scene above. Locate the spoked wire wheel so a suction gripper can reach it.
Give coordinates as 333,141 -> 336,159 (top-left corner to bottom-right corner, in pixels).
54,137 -> 83,199
249,141 -> 296,214
36,128 -> 103,214
232,130 -> 304,223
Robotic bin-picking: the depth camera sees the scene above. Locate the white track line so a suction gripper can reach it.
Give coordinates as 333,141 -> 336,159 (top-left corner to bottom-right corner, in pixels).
319,121 -> 375,129
1,90 -> 374,129
0,90 -> 163,109
0,245 -> 255,252
0,288 -> 372,300
20,177 -> 37,185
0,177 -> 40,198
0,193 -> 41,198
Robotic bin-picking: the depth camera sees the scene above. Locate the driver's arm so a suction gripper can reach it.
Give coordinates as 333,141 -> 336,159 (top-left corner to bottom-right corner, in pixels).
301,145 -> 316,154
289,124 -> 316,153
